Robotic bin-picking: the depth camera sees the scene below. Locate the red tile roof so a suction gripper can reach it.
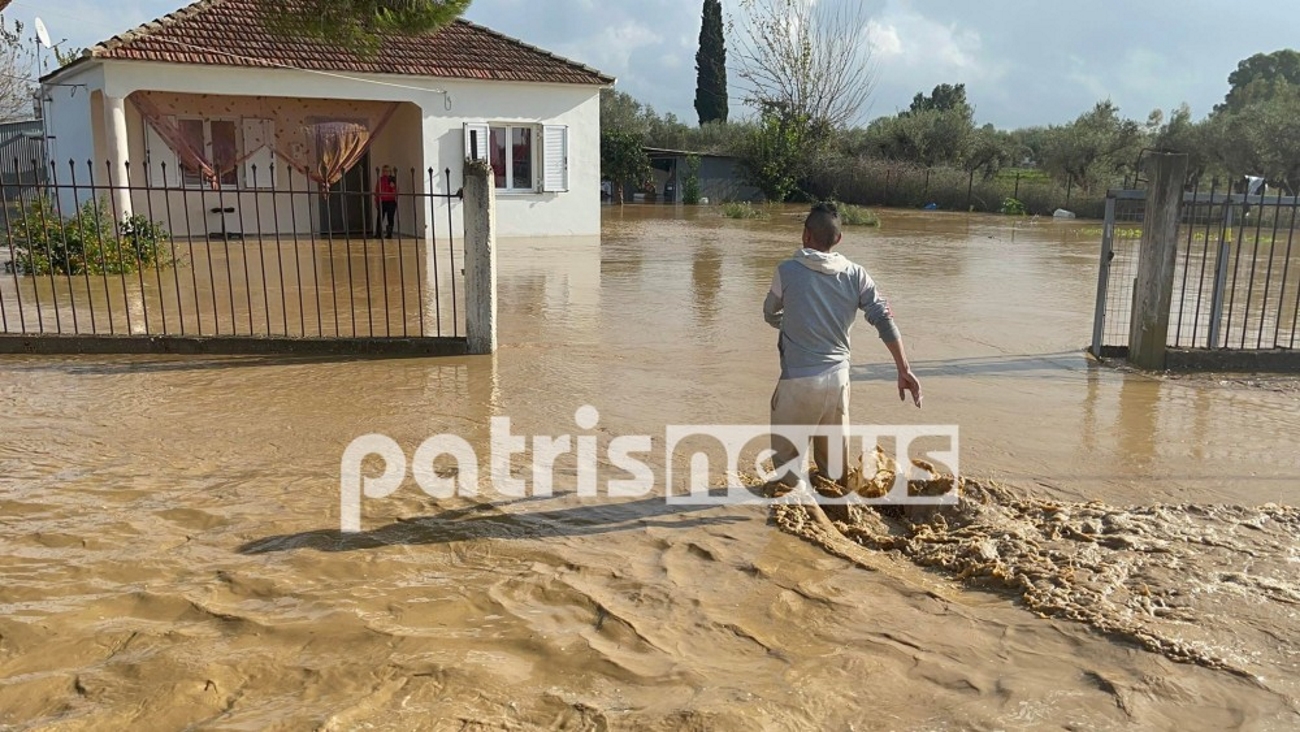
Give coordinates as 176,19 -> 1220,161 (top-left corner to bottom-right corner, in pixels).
77,0 -> 613,86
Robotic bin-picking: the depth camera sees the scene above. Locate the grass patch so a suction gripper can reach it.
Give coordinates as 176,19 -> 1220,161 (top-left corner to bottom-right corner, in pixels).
720,201 -> 769,220
836,202 -> 880,227
996,167 -> 1051,183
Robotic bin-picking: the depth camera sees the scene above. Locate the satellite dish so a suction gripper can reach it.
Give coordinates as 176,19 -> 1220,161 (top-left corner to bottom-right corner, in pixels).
34,17 -> 52,49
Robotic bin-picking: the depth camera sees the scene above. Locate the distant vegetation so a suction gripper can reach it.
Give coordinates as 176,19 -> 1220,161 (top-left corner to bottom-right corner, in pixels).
835,203 -> 880,227
602,40 -> 1300,219
720,202 -> 768,220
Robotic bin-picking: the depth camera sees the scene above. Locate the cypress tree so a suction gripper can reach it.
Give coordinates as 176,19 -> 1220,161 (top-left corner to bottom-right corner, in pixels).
694,0 -> 729,125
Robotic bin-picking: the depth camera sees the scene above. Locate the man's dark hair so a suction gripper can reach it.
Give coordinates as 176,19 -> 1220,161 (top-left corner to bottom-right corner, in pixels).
805,202 -> 841,248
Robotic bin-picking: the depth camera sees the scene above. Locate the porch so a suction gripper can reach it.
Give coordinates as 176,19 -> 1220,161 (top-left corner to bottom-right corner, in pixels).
62,90 -> 431,240
1,151 -> 479,348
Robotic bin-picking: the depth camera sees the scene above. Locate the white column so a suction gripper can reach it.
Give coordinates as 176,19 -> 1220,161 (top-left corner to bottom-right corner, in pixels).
103,95 -> 134,219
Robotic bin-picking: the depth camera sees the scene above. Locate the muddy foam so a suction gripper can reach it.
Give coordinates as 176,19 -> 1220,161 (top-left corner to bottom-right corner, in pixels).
763,452 -> 1300,682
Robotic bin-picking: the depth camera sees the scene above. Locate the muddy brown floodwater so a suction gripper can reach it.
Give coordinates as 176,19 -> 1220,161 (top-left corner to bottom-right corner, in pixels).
2,206 -> 1299,730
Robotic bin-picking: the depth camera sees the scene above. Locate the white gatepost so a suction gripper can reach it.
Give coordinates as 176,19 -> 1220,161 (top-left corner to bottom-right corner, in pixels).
462,161 -> 497,354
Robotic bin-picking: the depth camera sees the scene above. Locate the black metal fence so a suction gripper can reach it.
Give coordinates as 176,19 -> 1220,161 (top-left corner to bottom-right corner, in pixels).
1093,183 -> 1300,355
0,159 -> 467,345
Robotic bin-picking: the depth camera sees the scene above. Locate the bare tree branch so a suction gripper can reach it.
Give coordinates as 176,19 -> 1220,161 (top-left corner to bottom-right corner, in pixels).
729,0 -> 876,127
0,18 -> 36,123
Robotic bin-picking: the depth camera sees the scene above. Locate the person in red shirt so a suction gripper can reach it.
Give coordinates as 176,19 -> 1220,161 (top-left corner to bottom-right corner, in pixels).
375,166 -> 398,239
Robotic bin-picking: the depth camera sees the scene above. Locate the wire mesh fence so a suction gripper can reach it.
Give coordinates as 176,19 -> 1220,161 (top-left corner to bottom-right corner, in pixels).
1093,182 -> 1300,355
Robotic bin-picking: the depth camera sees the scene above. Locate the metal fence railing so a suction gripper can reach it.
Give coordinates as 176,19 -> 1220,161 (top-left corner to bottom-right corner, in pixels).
0,121 -> 47,203
1092,183 -> 1300,355
0,159 -> 466,342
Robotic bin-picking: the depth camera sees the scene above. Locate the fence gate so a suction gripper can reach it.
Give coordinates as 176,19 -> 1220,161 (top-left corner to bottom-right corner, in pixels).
1091,183 -> 1300,359
0,160 -> 469,356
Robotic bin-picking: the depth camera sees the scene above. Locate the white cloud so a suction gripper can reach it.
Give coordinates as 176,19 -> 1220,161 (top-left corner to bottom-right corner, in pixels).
866,0 -> 998,81
866,20 -> 903,59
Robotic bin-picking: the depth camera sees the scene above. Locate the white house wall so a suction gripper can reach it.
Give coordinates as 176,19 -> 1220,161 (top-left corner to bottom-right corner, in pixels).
92,61 -> 602,238
43,64 -> 101,213
421,84 -> 600,238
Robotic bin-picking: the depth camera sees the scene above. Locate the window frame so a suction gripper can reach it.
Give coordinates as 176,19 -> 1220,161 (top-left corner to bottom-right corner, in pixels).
488,123 -> 539,194
177,116 -> 241,189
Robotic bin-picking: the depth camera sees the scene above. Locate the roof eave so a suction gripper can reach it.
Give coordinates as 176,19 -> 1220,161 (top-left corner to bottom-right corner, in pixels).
39,55 -> 100,85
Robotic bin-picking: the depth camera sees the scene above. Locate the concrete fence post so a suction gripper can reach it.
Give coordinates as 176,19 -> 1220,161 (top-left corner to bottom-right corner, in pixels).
463,162 -> 497,355
1127,152 -> 1188,370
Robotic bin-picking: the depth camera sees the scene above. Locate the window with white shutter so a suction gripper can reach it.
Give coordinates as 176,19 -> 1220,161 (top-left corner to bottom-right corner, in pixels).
143,117 -> 180,189
463,122 -> 490,163
542,124 -> 568,193
242,118 -> 276,189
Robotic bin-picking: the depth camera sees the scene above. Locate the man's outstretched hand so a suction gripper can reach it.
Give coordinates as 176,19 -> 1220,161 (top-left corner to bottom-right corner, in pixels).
898,369 -> 923,408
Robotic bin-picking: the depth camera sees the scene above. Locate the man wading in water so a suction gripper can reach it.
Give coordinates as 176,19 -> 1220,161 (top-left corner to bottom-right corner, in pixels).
763,202 -> 923,494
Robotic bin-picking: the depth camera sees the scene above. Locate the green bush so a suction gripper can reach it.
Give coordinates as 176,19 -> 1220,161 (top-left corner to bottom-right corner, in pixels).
10,198 -> 173,276
682,154 -> 702,205
1000,197 -> 1027,216
120,214 -> 171,268
720,201 -> 768,220
834,202 -> 880,227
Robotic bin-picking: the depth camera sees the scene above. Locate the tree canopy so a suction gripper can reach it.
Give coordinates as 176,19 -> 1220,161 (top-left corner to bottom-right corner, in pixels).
908,83 -> 969,116
1218,50 -> 1300,113
261,0 -> 473,52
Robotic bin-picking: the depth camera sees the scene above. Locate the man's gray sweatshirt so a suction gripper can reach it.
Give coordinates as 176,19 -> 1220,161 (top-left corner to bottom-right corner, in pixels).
763,248 -> 900,379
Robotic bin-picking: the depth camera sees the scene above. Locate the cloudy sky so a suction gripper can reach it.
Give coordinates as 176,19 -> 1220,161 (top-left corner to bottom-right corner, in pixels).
11,0 -> 1300,129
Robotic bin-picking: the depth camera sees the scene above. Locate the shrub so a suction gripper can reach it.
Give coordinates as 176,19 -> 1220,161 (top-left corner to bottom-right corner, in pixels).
721,201 -> 768,219
682,154 -> 702,205
1000,197 -> 1027,216
835,202 -> 880,227
120,214 -> 172,269
10,197 -> 173,276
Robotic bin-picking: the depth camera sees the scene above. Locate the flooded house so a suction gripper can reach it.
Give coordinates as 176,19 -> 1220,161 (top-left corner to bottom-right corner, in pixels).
38,0 -> 613,239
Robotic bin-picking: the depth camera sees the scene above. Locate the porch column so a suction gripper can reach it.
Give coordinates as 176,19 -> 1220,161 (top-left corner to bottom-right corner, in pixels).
104,95 -> 134,219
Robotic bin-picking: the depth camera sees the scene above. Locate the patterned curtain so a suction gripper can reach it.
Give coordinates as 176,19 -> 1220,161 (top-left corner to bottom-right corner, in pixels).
128,91 -> 400,190
311,121 -> 372,189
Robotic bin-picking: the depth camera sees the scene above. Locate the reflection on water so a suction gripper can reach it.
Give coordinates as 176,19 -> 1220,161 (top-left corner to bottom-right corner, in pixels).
1,206 -> 1298,729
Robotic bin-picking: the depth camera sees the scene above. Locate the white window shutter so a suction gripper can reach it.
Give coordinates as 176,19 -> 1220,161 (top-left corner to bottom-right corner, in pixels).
144,117 -> 180,189
542,124 -> 569,193
242,118 -> 276,188
463,122 -> 490,162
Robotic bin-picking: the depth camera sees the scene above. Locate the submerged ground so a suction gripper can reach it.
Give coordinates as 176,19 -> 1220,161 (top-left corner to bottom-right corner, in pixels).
1,206 -> 1299,730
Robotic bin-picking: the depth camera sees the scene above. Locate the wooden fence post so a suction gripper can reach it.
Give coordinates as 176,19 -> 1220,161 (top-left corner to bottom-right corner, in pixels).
1128,152 -> 1188,370
463,162 -> 497,355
